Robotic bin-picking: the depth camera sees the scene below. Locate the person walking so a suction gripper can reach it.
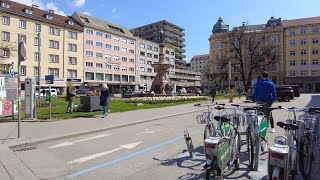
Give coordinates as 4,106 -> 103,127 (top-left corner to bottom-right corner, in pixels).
210,86 -> 217,103
66,82 -> 76,114
100,83 -> 110,118
254,71 -> 277,133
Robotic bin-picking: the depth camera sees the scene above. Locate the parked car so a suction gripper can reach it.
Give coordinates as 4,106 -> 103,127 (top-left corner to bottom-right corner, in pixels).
282,85 -> 300,97
76,89 -> 89,94
35,89 -> 58,98
246,86 -> 294,102
134,89 -> 145,94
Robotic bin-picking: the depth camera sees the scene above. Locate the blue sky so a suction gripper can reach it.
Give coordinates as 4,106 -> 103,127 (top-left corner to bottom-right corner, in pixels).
14,0 -> 320,61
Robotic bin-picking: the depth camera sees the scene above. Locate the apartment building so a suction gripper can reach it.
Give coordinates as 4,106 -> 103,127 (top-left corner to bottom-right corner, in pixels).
72,12 -> 136,93
209,17 -> 285,90
190,54 -> 211,88
0,0 -> 84,89
135,37 -> 175,91
283,17 -> 320,92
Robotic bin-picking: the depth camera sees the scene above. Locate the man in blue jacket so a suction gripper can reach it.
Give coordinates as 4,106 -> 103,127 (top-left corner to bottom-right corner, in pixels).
254,71 -> 276,133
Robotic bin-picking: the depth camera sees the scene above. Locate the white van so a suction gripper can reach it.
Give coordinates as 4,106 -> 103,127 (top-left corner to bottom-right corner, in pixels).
35,89 -> 58,98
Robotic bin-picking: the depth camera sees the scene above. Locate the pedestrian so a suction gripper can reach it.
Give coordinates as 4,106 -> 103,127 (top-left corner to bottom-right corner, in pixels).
100,83 -> 110,118
195,88 -> 201,96
210,86 -> 216,103
254,71 -> 277,133
238,88 -> 242,99
66,82 -> 76,114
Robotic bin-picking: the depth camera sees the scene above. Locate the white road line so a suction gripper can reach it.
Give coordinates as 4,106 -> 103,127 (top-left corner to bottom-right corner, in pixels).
66,141 -> 142,165
49,133 -> 113,149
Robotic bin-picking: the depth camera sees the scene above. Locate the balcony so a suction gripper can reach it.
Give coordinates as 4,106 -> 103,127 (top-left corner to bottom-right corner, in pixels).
175,48 -> 186,53
175,54 -> 186,59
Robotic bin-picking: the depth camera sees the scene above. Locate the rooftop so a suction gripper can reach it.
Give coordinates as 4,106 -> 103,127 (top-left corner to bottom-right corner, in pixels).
191,54 -> 210,61
283,16 -> 320,27
132,20 -> 185,31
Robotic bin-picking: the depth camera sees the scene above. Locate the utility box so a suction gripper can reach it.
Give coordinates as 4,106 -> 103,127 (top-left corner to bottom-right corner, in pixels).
25,77 -> 36,119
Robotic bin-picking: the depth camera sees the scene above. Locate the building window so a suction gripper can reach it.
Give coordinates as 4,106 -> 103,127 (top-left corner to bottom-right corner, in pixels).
122,48 -> 127,53
68,44 -> 77,52
140,59 -> 145,64
128,40 -> 134,45
129,49 -> 134,54
129,67 -> 134,72
140,67 -> 145,72
140,51 -> 145,56
216,51 -> 220,59
2,49 -> 9,58
312,60 -> 318,65
34,67 -> 39,76
301,29 -> 307,34
96,63 -> 103,68
2,16 -> 10,25
114,36 -> 120,41
96,31 -> 103,37
122,57 -> 127,62
312,38 -> 318,44
140,43 -> 145,48
312,28 -> 318,33
114,66 -> 120,71
114,74 -> 120,81
20,66 -> 26,76
85,62 -> 93,67
290,50 -> 296,56
300,70 -> 307,76
147,45 -> 152,50
96,42 -> 103,47
154,47 -> 158,52
122,66 -> 127,71
106,34 -> 111,39
49,27 -> 60,36
290,30 -> 296,35
49,40 -> 59,49
48,68 -> 59,77
96,52 -> 103,58
85,72 -> 94,80
312,49 -> 318,54
147,53 -> 152,58
68,31 -> 77,39
301,50 -> 307,55
271,36 -> 277,44
290,60 -> 296,66
301,60 -> 307,66
312,70 -> 319,76
86,51 -> 93,57
147,68 -> 152,73
290,71 -> 296,77
114,46 -> 120,51
106,44 -> 112,49
68,57 -> 77,65
2,31 -> 10,41
122,38 -> 127,43
129,58 -> 134,63
34,52 -> 39,61
154,54 -> 159,59
106,64 -> 112,69
19,20 -> 26,29
301,39 -> 307,45
1,2 -> 10,8
34,37 -> 39,46
35,24 -> 41,32
216,41 -> 221,48
166,50 -> 169,54
86,29 -> 93,35
114,56 -> 120,61
105,54 -> 112,60
67,70 -> 77,78
45,14 -> 52,20
86,40 -> 93,46
147,61 -> 152,65
105,74 -> 112,81
49,54 -> 59,63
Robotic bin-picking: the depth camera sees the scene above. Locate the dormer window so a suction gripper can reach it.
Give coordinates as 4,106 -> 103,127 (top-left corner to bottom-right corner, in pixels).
68,21 -> 74,25
45,14 -> 52,20
1,2 -> 10,8
25,9 -> 33,14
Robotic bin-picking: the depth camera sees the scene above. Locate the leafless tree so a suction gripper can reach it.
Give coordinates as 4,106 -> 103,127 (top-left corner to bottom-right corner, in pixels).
0,41 -> 17,61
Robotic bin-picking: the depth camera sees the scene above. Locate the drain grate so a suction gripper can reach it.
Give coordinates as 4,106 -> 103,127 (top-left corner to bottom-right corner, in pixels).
12,146 -> 37,152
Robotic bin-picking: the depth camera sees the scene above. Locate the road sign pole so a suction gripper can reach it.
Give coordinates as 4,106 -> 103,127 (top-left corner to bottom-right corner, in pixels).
49,84 -> 51,119
18,41 -> 26,138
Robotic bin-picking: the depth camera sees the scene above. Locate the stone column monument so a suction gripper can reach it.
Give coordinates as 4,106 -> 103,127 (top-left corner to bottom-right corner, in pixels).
151,29 -> 174,94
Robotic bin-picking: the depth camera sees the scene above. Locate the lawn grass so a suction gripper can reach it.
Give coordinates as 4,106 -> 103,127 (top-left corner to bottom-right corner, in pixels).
7,94 -> 237,120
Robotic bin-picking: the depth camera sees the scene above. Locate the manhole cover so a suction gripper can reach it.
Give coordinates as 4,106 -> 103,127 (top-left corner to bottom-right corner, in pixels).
12,146 -> 37,152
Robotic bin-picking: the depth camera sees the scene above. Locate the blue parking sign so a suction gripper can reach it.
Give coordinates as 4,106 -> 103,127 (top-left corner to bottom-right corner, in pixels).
45,75 -> 54,84
9,66 -> 14,77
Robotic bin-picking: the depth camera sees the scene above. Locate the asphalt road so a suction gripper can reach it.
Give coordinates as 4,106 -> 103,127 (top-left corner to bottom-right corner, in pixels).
13,94 -> 320,180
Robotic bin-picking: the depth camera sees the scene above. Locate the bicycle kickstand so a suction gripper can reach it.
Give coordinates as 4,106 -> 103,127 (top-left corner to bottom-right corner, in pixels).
184,129 -> 195,158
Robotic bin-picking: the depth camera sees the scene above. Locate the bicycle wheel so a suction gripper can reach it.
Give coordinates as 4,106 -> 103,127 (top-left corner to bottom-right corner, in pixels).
299,135 -> 312,178
247,126 -> 255,170
205,169 -> 211,180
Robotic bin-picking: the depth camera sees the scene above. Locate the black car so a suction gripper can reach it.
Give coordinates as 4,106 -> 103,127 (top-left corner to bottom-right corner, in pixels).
246,86 -> 294,102
282,85 -> 300,97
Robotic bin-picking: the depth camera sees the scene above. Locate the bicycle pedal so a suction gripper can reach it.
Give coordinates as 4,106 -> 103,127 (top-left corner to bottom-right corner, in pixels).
237,153 -> 243,157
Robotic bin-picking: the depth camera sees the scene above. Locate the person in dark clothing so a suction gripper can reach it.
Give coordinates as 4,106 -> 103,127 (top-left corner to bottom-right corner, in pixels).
210,86 -> 217,103
66,82 -> 76,114
254,71 -> 276,133
100,83 -> 110,118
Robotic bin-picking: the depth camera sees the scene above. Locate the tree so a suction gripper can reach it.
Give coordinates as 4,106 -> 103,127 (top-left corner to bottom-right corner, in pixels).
0,41 -> 17,61
215,24 -> 281,92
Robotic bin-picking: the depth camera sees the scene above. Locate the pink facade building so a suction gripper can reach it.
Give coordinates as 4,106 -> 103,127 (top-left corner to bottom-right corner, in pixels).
72,12 -> 136,93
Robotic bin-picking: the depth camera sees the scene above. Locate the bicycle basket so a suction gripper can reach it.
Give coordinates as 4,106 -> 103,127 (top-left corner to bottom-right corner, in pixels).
196,115 -> 207,124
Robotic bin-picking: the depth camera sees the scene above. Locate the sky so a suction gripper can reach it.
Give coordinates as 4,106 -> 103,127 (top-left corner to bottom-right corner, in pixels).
12,0 -> 320,62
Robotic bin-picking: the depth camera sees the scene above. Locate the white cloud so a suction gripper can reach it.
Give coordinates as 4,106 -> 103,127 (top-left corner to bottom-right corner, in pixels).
111,8 -> 117,14
45,2 -> 66,16
73,0 -> 86,8
12,0 -> 44,7
82,11 -> 91,16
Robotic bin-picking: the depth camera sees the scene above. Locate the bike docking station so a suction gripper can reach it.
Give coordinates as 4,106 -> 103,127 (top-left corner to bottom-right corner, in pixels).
184,129 -> 195,158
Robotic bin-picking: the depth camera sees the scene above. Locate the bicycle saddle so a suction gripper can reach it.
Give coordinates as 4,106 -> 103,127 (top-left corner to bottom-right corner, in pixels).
231,104 -> 240,107
269,107 -> 279,110
244,107 -> 256,111
218,103 -> 225,106
277,121 -> 299,130
214,116 -> 230,122
215,106 -> 225,110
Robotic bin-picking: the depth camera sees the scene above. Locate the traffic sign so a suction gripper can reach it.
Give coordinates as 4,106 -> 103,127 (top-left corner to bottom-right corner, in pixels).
9,66 -> 14,77
45,75 -> 54,84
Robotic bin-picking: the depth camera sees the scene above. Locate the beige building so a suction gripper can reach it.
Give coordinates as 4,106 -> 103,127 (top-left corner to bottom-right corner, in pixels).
0,0 -> 83,90
190,54 -> 211,88
283,17 -> 320,92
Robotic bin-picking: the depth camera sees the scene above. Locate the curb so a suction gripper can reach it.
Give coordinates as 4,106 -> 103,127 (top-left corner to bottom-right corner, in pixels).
8,108 -> 207,149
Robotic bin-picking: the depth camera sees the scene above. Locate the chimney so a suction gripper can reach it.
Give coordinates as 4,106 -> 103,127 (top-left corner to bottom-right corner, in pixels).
32,4 -> 39,9
271,16 -> 274,19
49,9 -> 54,13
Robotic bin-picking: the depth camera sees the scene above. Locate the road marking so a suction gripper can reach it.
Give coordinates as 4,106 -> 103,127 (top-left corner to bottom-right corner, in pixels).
66,130 -> 199,178
66,141 -> 142,165
48,133 -> 113,149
